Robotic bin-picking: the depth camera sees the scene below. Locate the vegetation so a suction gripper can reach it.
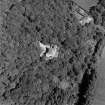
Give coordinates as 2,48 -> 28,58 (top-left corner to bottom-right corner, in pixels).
0,0 -> 105,105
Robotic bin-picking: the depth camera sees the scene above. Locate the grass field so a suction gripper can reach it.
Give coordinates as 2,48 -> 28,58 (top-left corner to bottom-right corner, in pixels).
73,0 -> 98,11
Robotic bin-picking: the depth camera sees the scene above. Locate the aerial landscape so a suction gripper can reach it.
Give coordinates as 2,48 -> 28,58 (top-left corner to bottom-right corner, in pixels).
0,0 -> 105,105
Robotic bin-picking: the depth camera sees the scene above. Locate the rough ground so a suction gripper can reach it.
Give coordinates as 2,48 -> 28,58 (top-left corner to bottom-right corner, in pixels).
0,0 -> 105,105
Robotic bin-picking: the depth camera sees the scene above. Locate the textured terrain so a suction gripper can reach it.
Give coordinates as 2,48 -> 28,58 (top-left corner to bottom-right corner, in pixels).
0,0 -> 105,105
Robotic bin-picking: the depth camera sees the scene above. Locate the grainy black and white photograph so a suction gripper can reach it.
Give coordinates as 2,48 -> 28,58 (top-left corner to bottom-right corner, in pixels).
0,0 -> 105,105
